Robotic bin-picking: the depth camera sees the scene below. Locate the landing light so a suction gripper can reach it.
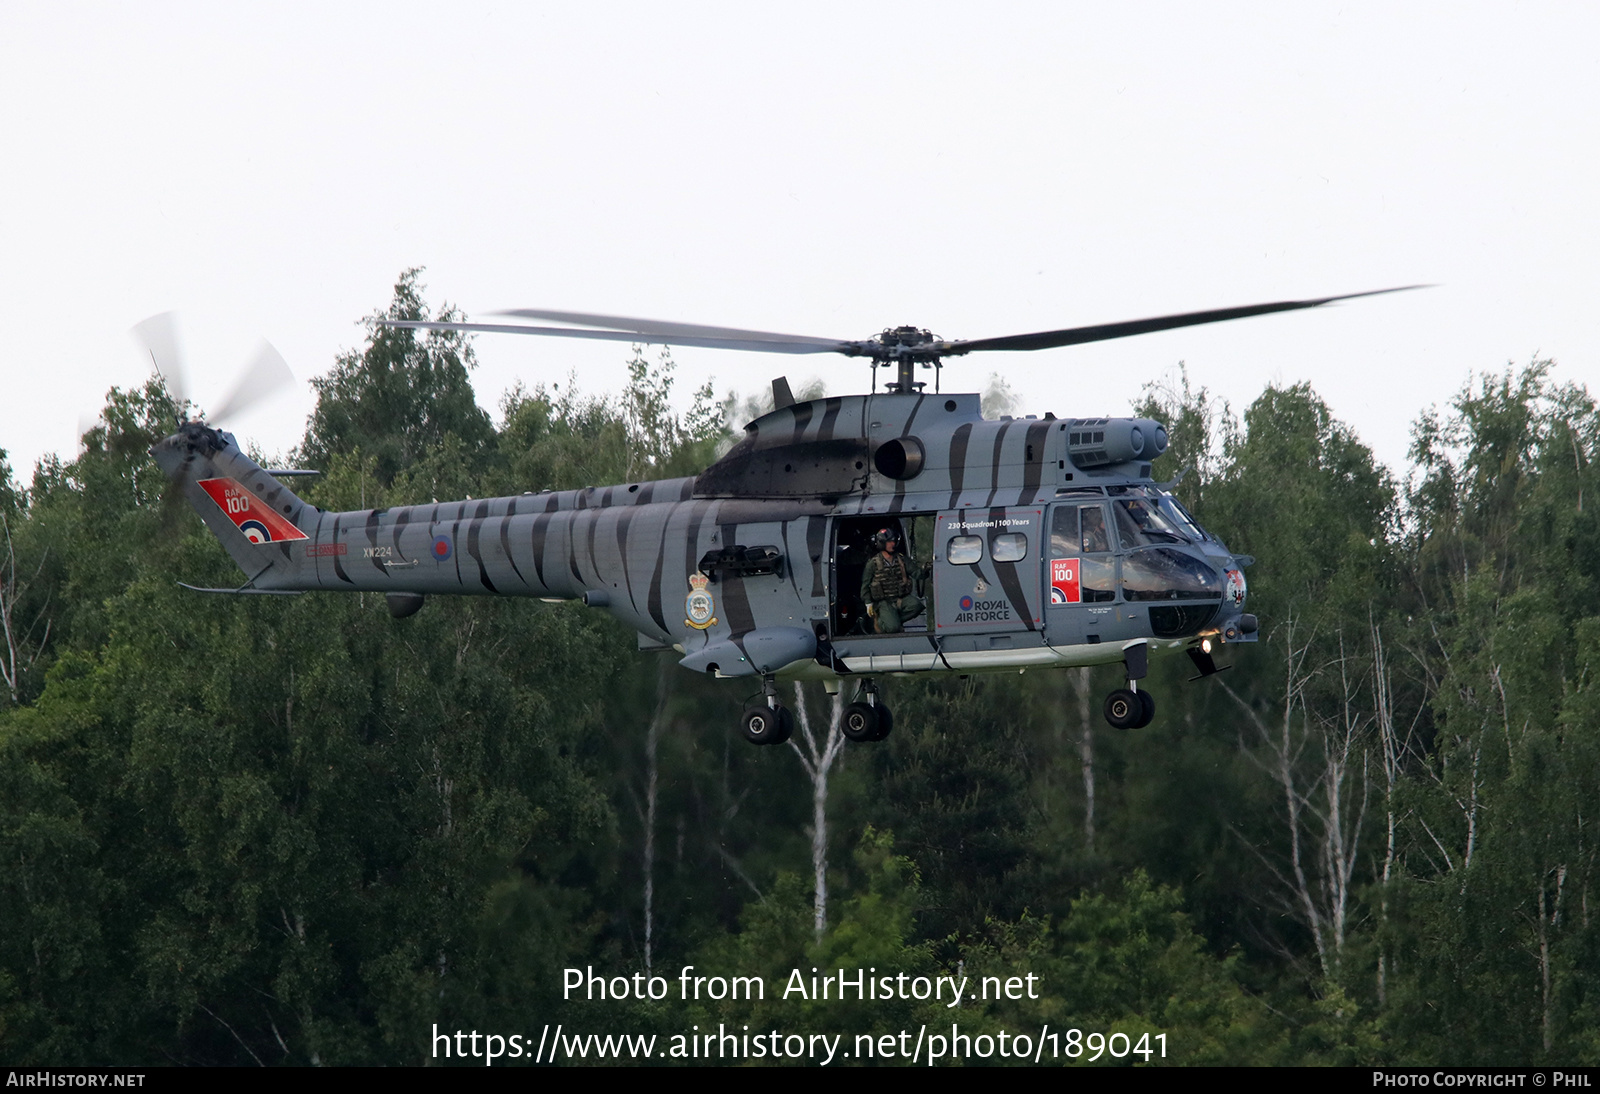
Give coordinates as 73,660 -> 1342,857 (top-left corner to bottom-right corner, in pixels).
1201,638 -> 1213,654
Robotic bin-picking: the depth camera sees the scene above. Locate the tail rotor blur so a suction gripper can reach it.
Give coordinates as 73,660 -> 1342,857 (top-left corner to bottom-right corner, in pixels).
129,312 -> 294,428
210,341 -> 295,424
128,313 -> 298,533
130,311 -> 190,424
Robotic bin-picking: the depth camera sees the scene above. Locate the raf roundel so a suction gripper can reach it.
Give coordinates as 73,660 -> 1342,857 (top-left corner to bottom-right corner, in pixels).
239,520 -> 271,544
959,595 -> 974,611
431,534 -> 453,563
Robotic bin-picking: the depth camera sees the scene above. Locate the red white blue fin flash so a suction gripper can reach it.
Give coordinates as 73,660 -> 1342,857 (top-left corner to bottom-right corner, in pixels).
198,478 -> 308,543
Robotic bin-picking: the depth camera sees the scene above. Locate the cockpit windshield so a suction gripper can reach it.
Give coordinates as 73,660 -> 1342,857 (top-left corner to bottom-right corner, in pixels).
1102,486 -> 1211,545
1155,494 -> 1209,542
1112,497 -> 1188,546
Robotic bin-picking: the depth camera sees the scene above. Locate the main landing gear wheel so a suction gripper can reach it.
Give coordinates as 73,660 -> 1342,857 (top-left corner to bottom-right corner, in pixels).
1104,688 -> 1155,730
872,702 -> 894,741
742,704 -> 793,746
843,702 -> 880,742
843,678 -> 894,743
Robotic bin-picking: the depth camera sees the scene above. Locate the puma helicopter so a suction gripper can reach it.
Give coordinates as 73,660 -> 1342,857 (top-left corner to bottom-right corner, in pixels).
150,288 -> 1413,746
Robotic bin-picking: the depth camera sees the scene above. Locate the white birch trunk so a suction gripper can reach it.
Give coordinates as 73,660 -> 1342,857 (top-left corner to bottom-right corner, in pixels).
789,684 -> 846,940
640,660 -> 672,973
1071,667 -> 1096,852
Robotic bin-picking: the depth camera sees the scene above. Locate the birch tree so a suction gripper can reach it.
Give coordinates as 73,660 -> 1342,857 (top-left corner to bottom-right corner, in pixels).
1224,619 -> 1377,979
788,683 -> 846,939
0,510 -> 50,706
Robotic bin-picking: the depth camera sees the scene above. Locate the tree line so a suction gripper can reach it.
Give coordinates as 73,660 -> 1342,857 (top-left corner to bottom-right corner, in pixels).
1,271 -> 1595,1065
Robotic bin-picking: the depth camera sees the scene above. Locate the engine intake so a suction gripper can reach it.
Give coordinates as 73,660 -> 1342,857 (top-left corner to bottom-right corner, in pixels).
1067,417 -> 1168,469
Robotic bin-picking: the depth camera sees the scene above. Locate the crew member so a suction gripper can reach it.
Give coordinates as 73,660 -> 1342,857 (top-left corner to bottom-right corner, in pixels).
861,528 -> 924,634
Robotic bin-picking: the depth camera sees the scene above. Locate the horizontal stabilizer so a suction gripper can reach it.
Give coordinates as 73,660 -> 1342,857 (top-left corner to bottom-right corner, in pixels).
177,582 -> 301,596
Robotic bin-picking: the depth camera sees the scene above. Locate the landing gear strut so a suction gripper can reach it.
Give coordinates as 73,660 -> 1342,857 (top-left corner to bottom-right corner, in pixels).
842,678 -> 893,743
1104,642 -> 1156,729
741,675 -> 794,746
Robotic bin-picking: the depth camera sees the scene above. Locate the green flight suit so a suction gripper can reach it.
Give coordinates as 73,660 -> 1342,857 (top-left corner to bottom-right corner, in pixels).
861,550 -> 924,634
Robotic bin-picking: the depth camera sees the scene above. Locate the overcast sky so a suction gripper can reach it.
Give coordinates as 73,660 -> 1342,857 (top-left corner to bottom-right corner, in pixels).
2,3 -> 1595,482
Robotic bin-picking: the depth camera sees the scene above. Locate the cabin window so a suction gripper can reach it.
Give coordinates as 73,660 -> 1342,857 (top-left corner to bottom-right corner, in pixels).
992,532 -> 1028,563
947,535 -> 983,565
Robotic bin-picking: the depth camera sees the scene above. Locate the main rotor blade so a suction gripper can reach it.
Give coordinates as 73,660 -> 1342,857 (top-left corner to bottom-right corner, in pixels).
382,320 -> 852,356
130,311 -> 189,408
210,341 -> 295,423
494,308 -> 845,348
950,286 -> 1428,355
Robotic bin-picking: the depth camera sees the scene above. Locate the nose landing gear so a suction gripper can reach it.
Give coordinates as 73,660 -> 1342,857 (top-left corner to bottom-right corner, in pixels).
1104,641 -> 1156,729
1104,686 -> 1155,729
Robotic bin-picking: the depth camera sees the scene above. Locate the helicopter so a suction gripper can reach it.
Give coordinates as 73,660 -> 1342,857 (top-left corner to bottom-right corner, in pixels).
149,287 -> 1415,746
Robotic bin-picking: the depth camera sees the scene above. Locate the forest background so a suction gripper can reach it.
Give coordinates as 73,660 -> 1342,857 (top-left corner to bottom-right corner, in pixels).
2,272 -> 1597,1066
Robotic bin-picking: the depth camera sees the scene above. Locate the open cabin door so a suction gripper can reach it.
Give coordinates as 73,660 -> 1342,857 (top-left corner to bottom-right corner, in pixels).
932,507 -> 1044,637
829,513 -> 936,637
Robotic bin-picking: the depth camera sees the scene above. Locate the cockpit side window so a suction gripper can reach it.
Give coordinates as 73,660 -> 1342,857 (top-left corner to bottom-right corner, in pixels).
1080,505 -> 1110,553
1050,505 -> 1079,557
1074,503 -> 1115,602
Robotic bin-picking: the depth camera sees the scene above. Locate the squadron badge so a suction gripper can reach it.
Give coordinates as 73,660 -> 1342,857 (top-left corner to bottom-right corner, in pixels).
685,571 -> 718,630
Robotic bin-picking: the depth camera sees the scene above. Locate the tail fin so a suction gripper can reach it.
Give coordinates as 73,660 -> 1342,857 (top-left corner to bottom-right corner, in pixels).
151,422 -> 315,588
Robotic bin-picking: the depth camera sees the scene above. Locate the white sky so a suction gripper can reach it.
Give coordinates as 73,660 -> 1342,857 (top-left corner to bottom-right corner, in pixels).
2,3 -> 1596,481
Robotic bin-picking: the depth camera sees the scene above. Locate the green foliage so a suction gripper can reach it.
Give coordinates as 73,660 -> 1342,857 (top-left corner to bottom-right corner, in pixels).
619,345 -> 725,481
1134,363 -> 1232,513
2,272 -> 1595,1066
1209,381 -> 1395,617
862,676 -> 1035,940
300,269 -> 493,490
689,828 -> 940,1043
963,871 -> 1276,1064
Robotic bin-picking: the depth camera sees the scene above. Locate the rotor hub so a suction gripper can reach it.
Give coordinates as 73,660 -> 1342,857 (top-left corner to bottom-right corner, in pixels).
871,327 -> 945,392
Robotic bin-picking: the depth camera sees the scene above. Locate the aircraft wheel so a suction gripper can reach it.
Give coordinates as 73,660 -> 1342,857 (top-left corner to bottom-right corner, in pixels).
871,703 -> 894,741
742,704 -> 787,746
1104,689 -> 1142,730
1135,689 -> 1156,728
842,701 -> 881,742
